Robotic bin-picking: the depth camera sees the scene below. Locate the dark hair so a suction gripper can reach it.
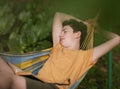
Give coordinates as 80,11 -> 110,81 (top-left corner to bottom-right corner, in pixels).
62,19 -> 87,46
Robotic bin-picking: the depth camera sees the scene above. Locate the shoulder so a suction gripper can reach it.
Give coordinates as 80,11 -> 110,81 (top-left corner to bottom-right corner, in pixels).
53,42 -> 62,49
79,48 -> 94,57
80,48 -> 94,53
51,43 -> 62,53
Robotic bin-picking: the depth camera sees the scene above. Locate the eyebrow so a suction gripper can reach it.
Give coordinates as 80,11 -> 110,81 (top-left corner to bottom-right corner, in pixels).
62,28 -> 67,31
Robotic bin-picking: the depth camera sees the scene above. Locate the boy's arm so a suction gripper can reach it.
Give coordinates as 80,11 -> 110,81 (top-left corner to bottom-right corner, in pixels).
92,30 -> 120,62
52,12 -> 81,46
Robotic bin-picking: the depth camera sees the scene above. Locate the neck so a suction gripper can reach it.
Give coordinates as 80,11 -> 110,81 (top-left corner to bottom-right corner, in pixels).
68,41 -> 80,50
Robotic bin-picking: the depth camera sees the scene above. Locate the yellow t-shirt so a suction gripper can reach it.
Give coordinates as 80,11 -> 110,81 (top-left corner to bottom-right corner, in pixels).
37,43 -> 97,89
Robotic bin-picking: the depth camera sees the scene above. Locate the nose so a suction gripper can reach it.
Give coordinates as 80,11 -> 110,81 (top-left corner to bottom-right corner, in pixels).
60,31 -> 64,37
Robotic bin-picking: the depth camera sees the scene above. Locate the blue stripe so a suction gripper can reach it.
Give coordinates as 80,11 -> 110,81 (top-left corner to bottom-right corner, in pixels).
0,51 -> 50,64
23,59 -> 47,71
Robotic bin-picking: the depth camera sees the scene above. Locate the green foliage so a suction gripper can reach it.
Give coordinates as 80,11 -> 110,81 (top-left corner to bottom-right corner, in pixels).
0,4 -> 15,35
18,11 -> 31,23
0,43 -> 3,50
8,31 -> 23,53
0,2 -> 53,53
112,57 -> 120,89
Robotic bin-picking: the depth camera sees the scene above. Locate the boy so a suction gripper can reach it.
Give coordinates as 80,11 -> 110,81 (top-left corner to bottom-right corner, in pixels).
0,12 -> 120,89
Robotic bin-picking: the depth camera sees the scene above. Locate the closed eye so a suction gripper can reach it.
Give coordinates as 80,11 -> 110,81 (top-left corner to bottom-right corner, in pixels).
62,29 -> 68,33
64,30 -> 67,33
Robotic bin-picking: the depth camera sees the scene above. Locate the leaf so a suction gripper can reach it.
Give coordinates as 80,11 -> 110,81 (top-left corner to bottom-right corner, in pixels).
37,11 -> 47,21
8,32 -> 23,53
18,11 -> 31,22
20,26 -> 37,47
0,14 -> 15,35
35,40 -> 52,51
0,2 -> 53,53
38,23 -> 51,40
0,43 -> 3,51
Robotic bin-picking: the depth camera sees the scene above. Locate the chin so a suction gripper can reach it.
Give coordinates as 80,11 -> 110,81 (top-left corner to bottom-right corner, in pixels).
60,42 -> 69,48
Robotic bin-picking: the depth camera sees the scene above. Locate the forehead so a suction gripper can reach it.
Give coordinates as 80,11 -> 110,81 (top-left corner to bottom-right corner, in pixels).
62,25 -> 73,31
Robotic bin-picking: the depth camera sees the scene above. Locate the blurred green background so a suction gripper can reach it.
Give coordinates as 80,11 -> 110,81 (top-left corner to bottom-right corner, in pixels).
0,0 -> 120,89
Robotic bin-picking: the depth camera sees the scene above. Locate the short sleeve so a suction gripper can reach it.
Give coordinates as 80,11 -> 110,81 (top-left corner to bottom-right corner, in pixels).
83,48 -> 97,70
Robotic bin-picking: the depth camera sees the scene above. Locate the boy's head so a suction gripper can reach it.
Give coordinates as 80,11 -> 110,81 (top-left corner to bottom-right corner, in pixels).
62,19 -> 87,46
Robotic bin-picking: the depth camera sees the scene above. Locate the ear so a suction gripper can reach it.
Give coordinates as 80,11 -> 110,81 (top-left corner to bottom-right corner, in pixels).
74,31 -> 81,39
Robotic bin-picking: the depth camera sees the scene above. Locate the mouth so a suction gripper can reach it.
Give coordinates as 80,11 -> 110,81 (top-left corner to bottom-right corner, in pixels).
60,37 -> 64,41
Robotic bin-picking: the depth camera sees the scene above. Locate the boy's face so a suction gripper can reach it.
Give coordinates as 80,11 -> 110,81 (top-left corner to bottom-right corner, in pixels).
60,25 -> 80,48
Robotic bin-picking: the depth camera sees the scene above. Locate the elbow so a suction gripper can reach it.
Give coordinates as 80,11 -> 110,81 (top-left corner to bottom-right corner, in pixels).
116,36 -> 120,44
114,35 -> 120,45
54,12 -> 60,18
118,36 -> 120,43
54,12 -> 63,20
55,12 -> 61,16
55,12 -> 59,15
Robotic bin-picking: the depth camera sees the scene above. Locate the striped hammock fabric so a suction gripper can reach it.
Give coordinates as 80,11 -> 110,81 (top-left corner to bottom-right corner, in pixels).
0,49 -> 51,75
